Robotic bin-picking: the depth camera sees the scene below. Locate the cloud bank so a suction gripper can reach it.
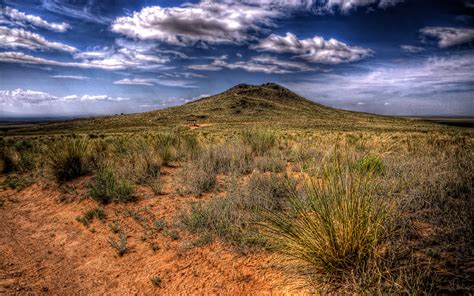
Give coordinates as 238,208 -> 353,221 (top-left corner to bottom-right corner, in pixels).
1,7 -> 70,32
252,32 -> 372,64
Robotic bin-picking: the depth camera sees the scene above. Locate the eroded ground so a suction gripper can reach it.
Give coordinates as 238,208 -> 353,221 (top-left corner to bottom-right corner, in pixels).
0,168 -> 293,295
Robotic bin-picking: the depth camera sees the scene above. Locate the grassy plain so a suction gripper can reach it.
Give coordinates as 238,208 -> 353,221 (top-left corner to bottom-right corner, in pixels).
0,84 -> 472,294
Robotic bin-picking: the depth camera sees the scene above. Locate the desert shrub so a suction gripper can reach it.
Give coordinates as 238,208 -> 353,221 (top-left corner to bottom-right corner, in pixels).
262,164 -> 388,280
46,137 -> 90,181
241,128 -> 277,155
1,174 -> 33,190
356,155 -> 385,174
253,154 -> 286,173
180,161 -> 217,195
180,173 -> 297,249
109,232 -> 128,256
180,133 -> 201,159
154,131 -> 180,165
90,140 -> 110,170
76,208 -> 106,226
1,147 -> 36,173
89,168 -> 135,204
150,275 -> 162,287
203,142 -> 253,175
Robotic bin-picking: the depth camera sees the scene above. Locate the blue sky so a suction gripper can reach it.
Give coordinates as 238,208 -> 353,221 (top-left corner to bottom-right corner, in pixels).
0,0 -> 473,117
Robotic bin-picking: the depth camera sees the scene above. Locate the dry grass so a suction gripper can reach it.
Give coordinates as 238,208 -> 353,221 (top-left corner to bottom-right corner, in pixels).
0,126 -> 472,293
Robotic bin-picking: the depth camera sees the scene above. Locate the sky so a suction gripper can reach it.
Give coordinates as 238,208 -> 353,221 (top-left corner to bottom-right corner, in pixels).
0,0 -> 473,117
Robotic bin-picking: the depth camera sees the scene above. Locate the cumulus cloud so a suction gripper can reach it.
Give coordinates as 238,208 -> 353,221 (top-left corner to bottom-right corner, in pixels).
111,2 -> 281,46
323,0 -> 404,12
189,55 -> 315,74
0,7 -> 70,32
0,26 -> 77,52
51,75 -> 89,80
0,88 -> 128,104
400,45 -> 425,53
420,27 -> 474,48
284,53 -> 474,115
252,32 -> 372,64
0,88 -> 133,116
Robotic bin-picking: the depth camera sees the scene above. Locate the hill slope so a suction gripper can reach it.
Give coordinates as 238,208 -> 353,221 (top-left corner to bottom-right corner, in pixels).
1,83 -> 443,135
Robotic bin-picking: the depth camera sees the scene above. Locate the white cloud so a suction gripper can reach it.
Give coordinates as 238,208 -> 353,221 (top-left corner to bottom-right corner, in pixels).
114,78 -> 156,86
323,0 -> 404,12
189,55 -> 315,74
51,75 -> 89,80
114,77 -> 198,88
41,0 -> 110,24
0,88 -> 128,104
284,53 -> 474,115
400,45 -> 425,53
0,26 -> 77,52
0,50 -> 171,71
420,27 -> 474,48
111,2 -> 281,46
0,88 -> 133,115
0,7 -> 70,32
252,32 -> 372,64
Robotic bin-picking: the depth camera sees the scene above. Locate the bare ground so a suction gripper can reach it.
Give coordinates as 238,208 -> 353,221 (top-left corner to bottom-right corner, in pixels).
0,169 -> 293,295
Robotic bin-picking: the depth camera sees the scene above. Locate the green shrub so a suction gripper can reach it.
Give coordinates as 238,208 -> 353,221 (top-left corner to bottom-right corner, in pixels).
356,155 -> 385,174
253,154 -> 286,173
76,208 -> 107,226
180,173 -> 297,249
262,165 -> 388,278
241,128 -> 277,155
89,168 -> 135,204
1,174 -> 33,190
150,275 -> 162,287
1,147 -> 35,173
180,154 -> 217,195
154,131 -> 180,165
109,232 -> 128,256
46,137 -> 90,181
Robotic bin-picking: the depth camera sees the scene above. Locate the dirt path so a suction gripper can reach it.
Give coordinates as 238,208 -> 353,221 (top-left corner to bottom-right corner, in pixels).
0,172 -> 291,295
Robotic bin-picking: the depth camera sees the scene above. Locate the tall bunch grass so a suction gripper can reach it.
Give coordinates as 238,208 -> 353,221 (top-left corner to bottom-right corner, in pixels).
241,128 -> 277,155
263,162 -> 388,277
89,168 -> 135,204
46,137 -> 90,181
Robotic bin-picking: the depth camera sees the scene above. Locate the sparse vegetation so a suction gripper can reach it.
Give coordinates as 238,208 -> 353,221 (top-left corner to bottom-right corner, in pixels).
263,162 -> 389,285
76,208 -> 107,226
109,232 -> 128,257
46,137 -> 90,181
356,155 -> 385,174
89,168 -> 135,204
150,275 -> 162,287
241,128 -> 277,155
0,83 -> 472,294
1,174 -> 34,190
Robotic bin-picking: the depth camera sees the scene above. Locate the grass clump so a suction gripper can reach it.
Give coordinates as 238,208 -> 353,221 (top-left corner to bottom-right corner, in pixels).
1,174 -> 33,190
180,173 -> 297,250
180,156 -> 217,195
89,168 -> 135,204
109,220 -> 121,233
241,128 -> 277,155
46,137 -> 90,181
109,232 -> 128,257
356,155 -> 385,174
150,275 -> 162,287
76,208 -> 107,226
263,164 -> 388,283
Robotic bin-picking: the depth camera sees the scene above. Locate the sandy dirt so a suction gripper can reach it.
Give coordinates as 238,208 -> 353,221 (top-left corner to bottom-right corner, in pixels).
0,168 -> 296,295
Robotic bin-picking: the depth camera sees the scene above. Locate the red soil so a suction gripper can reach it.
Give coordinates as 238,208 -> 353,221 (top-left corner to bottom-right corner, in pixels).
0,169 -> 295,295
